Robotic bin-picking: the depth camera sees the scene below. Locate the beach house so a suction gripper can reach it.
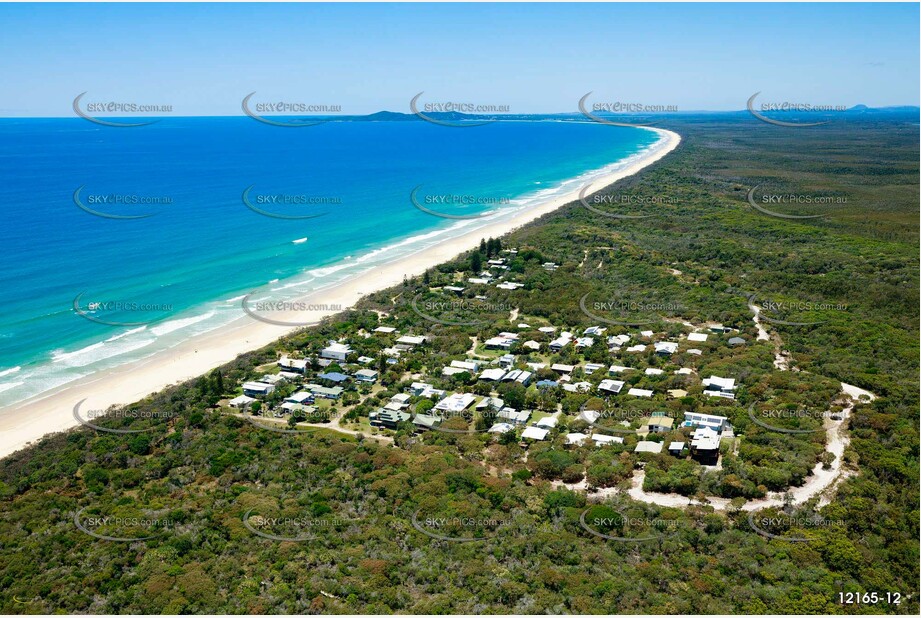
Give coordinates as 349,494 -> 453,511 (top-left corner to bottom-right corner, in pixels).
277,356 -> 308,373
320,341 -> 352,362
521,426 -> 549,441
305,384 -> 343,400
683,412 -> 729,432
593,434 -> 625,447
370,409 -> 411,430
702,375 -> 737,399
242,382 -> 276,398
627,387 -> 653,398
229,394 -> 255,409
284,391 -> 315,405
354,369 -> 378,383
654,341 -> 679,355
690,426 -> 721,464
497,408 -> 531,425
502,369 -> 533,385
634,441 -> 664,454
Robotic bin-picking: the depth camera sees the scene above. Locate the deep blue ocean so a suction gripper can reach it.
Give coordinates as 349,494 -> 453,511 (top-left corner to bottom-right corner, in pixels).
0,117 -> 658,406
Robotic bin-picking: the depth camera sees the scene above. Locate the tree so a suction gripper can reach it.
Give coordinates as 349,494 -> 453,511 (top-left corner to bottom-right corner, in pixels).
211,370 -> 224,395
470,251 -> 483,273
496,382 -> 526,409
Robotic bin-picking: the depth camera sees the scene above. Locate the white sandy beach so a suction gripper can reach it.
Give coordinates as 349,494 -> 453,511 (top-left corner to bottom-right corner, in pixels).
0,128 -> 680,460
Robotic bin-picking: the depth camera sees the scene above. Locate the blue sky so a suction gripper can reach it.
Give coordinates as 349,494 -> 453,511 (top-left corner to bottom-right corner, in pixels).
0,2 -> 917,116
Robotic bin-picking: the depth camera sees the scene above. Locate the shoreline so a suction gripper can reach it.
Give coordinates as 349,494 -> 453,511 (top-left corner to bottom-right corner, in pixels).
0,127 -> 681,460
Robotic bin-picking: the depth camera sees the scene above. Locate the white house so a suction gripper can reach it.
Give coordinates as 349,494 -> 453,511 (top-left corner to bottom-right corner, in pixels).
563,381 -> 592,393
497,408 -> 531,425
635,441 -> 664,454
521,426 -> 549,441
687,332 -> 709,342
242,382 -> 275,398
627,387 -> 653,398
584,362 -> 605,375
593,434 -> 625,446
277,356 -> 308,373
410,382 -> 434,396
684,412 -> 729,433
703,375 -> 737,399
598,379 -> 625,395
488,422 -> 515,434
478,368 -> 507,381
229,395 -> 255,409
451,359 -> 481,372
396,335 -> 426,347
690,426 -> 721,464
476,396 -> 504,411
354,369 -> 379,383
502,369 -> 533,385
484,336 -> 515,350
434,393 -> 477,414
565,432 -> 588,446
654,341 -> 679,355
320,341 -> 352,361
284,391 -> 314,405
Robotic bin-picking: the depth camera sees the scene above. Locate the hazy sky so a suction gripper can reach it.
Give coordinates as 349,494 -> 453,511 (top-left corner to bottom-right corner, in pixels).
1,2 -> 917,116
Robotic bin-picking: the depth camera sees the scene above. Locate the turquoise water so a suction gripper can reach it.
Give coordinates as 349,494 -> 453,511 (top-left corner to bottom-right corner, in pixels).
0,117 -> 659,407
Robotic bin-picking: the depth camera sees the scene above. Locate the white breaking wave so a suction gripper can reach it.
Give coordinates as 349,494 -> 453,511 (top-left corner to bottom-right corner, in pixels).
51,337 -> 157,368
104,325 -> 148,342
0,381 -> 24,394
0,366 -> 22,378
149,311 -> 216,337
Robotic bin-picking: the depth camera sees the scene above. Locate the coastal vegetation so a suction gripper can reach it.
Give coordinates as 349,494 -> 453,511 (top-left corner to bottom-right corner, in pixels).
0,114 -> 917,614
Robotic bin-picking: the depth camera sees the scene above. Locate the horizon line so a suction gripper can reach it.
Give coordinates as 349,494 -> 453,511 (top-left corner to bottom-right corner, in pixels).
2,105 -> 919,120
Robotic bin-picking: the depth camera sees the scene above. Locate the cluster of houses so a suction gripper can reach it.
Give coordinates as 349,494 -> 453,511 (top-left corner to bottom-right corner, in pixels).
225,251 -> 745,471
227,340 -> 388,419
462,254 -> 527,289
461,321 -> 740,400
560,409 -> 732,465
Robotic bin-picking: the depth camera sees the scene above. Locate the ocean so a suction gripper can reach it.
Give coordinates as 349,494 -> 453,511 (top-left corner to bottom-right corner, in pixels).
0,117 -> 659,407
